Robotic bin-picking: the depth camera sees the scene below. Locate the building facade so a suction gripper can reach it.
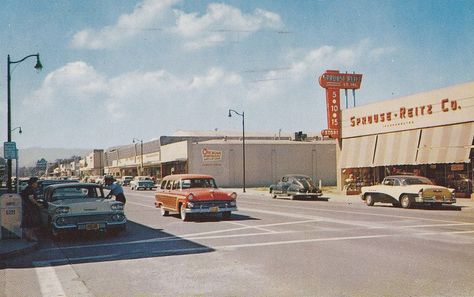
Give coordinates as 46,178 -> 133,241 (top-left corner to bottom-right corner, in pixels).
338,81 -> 474,197
160,139 -> 337,187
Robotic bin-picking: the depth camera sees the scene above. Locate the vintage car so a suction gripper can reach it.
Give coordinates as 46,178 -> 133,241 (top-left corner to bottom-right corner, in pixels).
360,175 -> 456,208
37,183 -> 126,237
120,176 -> 134,186
155,174 -> 237,221
269,174 -> 323,199
130,176 -> 156,190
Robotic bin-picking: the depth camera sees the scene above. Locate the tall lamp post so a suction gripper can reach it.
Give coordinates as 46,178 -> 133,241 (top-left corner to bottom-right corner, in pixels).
133,138 -> 144,176
7,53 -> 42,192
228,109 -> 246,193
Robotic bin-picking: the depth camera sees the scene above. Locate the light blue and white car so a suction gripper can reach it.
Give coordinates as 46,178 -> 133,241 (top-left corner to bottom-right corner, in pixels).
38,183 -> 126,238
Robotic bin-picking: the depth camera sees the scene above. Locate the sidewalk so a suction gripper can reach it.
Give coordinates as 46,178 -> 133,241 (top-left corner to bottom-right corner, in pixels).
0,238 -> 38,261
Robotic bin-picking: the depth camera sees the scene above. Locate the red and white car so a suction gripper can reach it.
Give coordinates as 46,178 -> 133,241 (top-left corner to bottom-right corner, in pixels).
155,174 -> 237,221
361,175 -> 456,208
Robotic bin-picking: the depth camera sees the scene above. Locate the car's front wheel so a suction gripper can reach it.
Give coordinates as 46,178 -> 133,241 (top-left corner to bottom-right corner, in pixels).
365,194 -> 375,206
400,195 -> 413,209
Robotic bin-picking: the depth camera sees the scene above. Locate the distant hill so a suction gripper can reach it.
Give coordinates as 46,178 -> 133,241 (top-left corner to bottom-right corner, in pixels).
1,147 -> 92,167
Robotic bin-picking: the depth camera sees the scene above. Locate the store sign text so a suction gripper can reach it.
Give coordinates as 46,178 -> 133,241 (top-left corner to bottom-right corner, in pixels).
201,148 -> 222,162
350,98 -> 460,127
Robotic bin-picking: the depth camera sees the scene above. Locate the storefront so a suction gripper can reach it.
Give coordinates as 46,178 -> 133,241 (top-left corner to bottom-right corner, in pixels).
338,81 -> 474,197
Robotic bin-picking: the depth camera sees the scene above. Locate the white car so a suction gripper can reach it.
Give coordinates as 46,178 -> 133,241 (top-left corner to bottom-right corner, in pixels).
130,176 -> 156,190
360,175 -> 456,208
38,183 -> 126,238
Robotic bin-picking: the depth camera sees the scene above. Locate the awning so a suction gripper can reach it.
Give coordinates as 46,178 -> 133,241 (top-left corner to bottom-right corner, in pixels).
373,129 -> 420,166
340,135 -> 376,168
417,122 -> 474,164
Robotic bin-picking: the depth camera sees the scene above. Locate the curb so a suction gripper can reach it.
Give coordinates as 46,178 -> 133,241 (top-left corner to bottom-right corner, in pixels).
0,240 -> 39,261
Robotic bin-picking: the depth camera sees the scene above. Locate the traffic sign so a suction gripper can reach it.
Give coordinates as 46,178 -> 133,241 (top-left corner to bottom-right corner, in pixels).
3,142 -> 17,160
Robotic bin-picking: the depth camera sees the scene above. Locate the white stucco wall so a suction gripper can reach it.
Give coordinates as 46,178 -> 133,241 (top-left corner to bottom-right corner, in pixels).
186,140 -> 336,187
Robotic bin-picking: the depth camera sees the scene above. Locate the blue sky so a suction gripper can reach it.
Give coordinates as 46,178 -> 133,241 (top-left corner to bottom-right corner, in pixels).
2,0 -> 473,149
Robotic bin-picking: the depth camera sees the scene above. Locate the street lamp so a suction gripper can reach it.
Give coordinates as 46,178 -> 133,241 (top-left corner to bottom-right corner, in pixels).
133,138 -> 144,176
7,53 -> 43,192
228,109 -> 246,192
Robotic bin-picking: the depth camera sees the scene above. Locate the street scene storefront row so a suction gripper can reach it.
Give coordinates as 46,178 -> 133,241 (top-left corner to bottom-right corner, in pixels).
338,81 -> 474,197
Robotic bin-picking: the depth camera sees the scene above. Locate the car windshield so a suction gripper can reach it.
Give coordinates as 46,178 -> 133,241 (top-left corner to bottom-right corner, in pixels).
294,176 -> 316,187
51,186 -> 104,201
181,178 -> 217,189
401,177 -> 434,185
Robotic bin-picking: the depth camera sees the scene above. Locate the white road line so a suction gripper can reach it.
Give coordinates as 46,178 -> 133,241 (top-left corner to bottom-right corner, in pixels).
241,199 -> 472,224
225,220 -> 277,233
36,230 -> 474,266
35,266 -> 66,297
238,205 -> 473,225
35,264 -> 94,297
215,230 -> 474,250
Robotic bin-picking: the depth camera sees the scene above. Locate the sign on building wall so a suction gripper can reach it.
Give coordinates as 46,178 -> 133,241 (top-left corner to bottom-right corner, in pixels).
341,81 -> 474,138
201,148 -> 223,162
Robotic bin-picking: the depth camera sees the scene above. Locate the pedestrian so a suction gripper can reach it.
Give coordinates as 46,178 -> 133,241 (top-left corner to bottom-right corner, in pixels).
20,177 -> 42,241
104,176 -> 126,205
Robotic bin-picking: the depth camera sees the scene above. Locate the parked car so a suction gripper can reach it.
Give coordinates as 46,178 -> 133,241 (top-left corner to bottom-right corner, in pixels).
360,175 -> 456,208
121,176 -> 134,186
130,176 -> 156,190
37,183 -> 126,238
269,174 -> 323,199
155,174 -> 237,221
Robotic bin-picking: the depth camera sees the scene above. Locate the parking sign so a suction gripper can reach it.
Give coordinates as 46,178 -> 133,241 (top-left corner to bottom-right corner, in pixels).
3,142 -> 17,159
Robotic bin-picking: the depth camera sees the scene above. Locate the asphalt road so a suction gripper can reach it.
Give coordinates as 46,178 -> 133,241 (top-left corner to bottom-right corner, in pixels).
1,188 -> 474,297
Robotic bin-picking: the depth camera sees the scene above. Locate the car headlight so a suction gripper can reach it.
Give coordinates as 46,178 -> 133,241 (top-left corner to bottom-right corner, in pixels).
112,214 -> 125,221
111,203 -> 124,211
229,201 -> 236,207
187,202 -> 195,208
55,206 -> 70,215
230,192 -> 237,199
56,217 -> 67,226
418,189 -> 423,198
187,194 -> 194,201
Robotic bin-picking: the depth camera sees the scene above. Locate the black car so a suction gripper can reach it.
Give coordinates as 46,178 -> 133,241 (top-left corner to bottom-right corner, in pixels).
269,174 -> 323,199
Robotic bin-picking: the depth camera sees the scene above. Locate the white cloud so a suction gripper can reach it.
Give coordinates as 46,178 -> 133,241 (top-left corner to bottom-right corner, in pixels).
70,0 -> 283,50
174,3 -> 283,50
71,0 -> 180,49
26,61 -> 107,107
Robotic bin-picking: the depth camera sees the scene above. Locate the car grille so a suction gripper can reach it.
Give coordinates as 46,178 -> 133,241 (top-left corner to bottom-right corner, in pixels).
62,214 -> 114,225
189,200 -> 235,209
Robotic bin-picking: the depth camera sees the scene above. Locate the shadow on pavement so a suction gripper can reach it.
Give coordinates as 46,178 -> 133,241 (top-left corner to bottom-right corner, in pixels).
370,204 -> 463,211
0,219 -> 214,269
169,213 -> 261,223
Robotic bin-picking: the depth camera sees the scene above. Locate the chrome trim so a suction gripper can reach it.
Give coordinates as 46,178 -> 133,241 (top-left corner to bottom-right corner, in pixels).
185,207 -> 238,214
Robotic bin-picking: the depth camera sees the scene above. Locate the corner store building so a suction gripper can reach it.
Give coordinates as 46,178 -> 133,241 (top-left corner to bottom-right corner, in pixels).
338,81 -> 474,196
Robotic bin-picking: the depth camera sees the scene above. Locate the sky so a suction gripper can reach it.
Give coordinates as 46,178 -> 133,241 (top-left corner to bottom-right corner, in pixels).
1,0 -> 473,149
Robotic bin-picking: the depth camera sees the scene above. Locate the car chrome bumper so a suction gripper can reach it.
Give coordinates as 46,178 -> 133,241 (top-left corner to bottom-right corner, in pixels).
52,218 -> 127,230
185,207 -> 238,214
415,197 -> 456,204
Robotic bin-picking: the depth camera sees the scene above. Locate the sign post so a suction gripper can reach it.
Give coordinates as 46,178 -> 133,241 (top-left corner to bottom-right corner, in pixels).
318,70 -> 363,139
